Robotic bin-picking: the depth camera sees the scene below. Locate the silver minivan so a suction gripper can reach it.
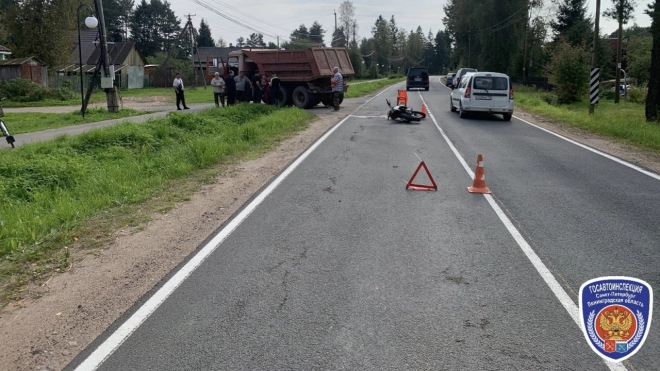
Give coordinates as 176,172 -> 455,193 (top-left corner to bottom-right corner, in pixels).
449,71 -> 514,121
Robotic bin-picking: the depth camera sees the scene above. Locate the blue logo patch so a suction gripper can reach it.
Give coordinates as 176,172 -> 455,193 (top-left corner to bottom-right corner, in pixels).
579,276 -> 653,362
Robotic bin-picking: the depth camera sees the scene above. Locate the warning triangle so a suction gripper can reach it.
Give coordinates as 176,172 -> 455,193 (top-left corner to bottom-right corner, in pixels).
406,161 -> 438,191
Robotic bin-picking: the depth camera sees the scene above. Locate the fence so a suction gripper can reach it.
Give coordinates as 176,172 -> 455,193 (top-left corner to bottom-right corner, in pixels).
48,71 -> 145,91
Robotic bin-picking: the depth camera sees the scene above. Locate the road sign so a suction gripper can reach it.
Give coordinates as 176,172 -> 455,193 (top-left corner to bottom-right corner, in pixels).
590,68 -> 600,105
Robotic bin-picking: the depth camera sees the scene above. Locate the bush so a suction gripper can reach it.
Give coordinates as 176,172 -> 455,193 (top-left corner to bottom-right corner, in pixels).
0,78 -> 77,102
627,87 -> 647,104
541,94 -> 559,106
545,40 -> 591,104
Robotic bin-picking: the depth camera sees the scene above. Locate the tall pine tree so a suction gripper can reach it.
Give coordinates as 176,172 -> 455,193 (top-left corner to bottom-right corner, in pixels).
550,0 -> 593,46
197,19 -> 214,47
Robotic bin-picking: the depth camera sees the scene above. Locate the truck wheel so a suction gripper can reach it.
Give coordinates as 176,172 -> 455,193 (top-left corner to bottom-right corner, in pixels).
279,86 -> 291,107
292,86 -> 313,109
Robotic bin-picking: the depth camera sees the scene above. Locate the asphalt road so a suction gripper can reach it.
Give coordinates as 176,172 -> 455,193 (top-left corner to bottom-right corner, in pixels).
67,78 -> 660,370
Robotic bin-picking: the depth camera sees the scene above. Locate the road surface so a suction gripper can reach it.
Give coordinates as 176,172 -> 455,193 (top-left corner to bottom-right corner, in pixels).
66,77 -> 660,370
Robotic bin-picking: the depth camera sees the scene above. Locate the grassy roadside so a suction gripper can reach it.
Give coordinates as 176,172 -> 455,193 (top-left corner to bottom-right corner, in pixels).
0,104 -> 314,306
513,85 -> 660,153
345,76 -> 406,98
3,108 -> 149,134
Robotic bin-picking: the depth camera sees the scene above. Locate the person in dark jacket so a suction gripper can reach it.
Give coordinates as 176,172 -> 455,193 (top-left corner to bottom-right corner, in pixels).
225,70 -> 237,106
269,72 -> 281,107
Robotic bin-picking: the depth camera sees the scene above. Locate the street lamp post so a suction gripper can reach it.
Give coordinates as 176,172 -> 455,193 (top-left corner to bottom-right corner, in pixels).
77,4 -> 98,118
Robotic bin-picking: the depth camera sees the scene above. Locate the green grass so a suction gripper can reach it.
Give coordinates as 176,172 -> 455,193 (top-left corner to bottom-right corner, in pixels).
0,104 -> 314,305
345,77 -> 406,98
513,85 -> 660,153
3,108 -> 149,134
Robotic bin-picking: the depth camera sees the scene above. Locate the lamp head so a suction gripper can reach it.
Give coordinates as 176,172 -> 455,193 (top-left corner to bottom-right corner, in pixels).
85,16 -> 98,29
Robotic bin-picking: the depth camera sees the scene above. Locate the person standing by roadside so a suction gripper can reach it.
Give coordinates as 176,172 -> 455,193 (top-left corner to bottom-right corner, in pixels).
211,72 -> 226,107
252,71 -> 263,104
225,70 -> 236,106
269,72 -> 281,107
173,72 -> 190,110
235,70 -> 248,103
331,67 -> 344,111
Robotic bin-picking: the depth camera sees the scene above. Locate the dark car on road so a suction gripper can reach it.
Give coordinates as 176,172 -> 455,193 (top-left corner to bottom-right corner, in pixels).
453,68 -> 478,89
446,73 -> 455,88
406,67 -> 429,91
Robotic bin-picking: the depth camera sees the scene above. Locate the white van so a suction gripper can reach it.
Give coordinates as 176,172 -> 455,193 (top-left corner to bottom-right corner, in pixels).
449,72 -> 514,121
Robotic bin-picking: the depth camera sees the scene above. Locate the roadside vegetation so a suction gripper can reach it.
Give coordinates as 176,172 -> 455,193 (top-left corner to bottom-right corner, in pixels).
513,85 -> 660,153
0,104 -> 314,306
345,75 -> 405,98
3,108 -> 149,134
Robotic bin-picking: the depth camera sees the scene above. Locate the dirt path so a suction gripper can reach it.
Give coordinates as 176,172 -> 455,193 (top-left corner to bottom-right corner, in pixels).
1,88 -> 659,371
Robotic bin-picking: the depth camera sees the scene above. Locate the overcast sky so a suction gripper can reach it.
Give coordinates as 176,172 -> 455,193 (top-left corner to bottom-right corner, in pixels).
167,0 -> 654,48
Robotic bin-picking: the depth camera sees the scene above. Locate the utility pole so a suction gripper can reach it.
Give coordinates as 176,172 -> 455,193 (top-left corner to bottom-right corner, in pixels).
614,0 -> 624,103
589,0 -> 601,114
185,14 -> 198,88
277,36 -> 280,49
468,29 -> 471,66
523,4 -> 530,84
92,0 -> 119,112
334,10 -> 337,32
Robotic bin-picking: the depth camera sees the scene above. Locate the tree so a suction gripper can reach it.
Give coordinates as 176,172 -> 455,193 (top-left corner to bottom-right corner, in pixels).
604,0 -> 638,103
645,0 -> 660,121
216,37 -> 227,47
331,27 -> 347,47
626,34 -> 652,85
246,33 -> 265,48
339,1 -> 358,43
129,0 -> 182,58
550,0 -> 593,47
309,21 -> 325,46
267,42 -> 278,49
545,39 -> 591,104
236,37 -> 245,47
3,0 -> 79,67
197,19 -> 215,47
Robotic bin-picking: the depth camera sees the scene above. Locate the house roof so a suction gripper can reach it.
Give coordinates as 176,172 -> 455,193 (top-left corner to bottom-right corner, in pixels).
0,45 -> 11,54
0,57 -> 46,66
87,41 -> 147,66
194,47 -> 243,63
60,31 -> 147,72
69,30 -> 101,66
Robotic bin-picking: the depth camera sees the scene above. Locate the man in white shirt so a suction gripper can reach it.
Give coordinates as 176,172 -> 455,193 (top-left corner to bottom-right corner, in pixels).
173,73 -> 190,110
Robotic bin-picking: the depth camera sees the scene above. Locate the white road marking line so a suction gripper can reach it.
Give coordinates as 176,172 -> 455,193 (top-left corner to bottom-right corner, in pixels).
73,85 -> 400,371
436,79 -> 660,181
418,91 -> 629,371
349,115 -> 388,118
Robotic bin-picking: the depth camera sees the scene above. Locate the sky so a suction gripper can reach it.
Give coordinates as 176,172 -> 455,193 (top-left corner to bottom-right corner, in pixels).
167,0 -> 654,48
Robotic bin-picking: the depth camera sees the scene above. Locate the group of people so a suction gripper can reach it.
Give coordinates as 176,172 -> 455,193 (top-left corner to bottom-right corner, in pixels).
172,67 -> 343,111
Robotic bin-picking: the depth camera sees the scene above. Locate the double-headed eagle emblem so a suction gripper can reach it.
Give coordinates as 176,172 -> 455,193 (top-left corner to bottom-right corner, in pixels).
599,307 -> 634,340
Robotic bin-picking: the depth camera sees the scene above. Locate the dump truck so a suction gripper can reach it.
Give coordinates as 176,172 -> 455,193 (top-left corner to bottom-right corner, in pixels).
225,47 -> 355,109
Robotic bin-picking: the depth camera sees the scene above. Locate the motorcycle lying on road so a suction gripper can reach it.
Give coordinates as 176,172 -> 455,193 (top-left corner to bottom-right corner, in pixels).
0,107 -> 16,148
386,99 -> 426,123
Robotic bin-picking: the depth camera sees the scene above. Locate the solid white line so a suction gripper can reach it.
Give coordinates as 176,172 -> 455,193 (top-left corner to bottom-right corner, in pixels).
73,84 -> 400,371
436,79 -> 660,181
418,91 -> 628,371
511,115 -> 660,181
349,115 -> 388,119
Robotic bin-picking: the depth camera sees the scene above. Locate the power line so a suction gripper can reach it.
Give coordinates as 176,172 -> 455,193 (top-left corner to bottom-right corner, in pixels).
187,0 -> 280,40
475,14 -> 527,37
207,0 -> 291,33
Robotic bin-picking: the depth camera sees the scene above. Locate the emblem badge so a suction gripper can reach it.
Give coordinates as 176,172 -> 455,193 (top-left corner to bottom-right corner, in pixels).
579,276 -> 653,362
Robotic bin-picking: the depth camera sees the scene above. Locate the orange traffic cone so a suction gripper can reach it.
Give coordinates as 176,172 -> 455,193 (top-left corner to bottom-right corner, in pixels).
397,89 -> 408,106
467,154 -> 491,194
421,103 -> 427,118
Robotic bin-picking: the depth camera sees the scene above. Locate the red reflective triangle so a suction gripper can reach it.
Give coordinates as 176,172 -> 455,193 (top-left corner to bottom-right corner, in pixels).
406,161 -> 437,191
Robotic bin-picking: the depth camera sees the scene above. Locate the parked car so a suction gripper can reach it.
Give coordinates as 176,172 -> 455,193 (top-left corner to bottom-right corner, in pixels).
452,67 -> 478,89
446,73 -> 455,88
449,71 -> 514,121
406,67 -> 430,91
